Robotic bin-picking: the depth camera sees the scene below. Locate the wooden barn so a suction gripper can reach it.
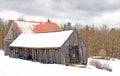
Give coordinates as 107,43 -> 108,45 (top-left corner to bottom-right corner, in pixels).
9,30 -> 87,65
4,20 -> 61,55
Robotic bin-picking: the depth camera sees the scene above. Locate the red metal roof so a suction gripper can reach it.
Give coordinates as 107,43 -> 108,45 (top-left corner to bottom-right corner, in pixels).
33,22 -> 61,33
13,20 -> 61,34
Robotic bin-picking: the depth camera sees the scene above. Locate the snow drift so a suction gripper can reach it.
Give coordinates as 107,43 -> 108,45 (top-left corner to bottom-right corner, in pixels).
0,50 -> 120,76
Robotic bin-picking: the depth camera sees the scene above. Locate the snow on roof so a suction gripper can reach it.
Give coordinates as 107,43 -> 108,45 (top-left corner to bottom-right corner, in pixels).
10,30 -> 73,48
13,21 -> 61,34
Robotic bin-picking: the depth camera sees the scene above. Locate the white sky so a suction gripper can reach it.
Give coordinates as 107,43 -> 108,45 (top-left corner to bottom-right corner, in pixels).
0,0 -> 120,27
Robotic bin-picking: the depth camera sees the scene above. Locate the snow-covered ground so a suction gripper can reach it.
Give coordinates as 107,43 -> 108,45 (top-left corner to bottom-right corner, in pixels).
0,49 -> 120,76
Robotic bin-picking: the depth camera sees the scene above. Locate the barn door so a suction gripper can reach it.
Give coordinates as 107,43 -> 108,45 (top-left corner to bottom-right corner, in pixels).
69,46 -> 80,64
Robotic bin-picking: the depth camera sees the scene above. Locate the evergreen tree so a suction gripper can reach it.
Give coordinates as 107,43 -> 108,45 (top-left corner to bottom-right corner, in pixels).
47,18 -> 51,23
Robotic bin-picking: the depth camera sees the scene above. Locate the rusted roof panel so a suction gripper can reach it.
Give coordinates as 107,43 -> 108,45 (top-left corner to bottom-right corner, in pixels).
13,21 -> 61,34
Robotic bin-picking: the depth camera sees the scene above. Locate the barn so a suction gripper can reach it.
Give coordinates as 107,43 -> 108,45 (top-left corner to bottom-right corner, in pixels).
9,30 -> 87,65
4,20 -> 61,55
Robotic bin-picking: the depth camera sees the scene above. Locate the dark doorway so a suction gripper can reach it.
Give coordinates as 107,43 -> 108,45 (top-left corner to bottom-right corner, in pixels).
69,46 -> 80,64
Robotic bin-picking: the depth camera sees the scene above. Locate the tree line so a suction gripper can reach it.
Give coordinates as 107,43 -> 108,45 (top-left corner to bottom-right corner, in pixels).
0,19 -> 120,58
61,23 -> 120,58
0,19 -> 12,49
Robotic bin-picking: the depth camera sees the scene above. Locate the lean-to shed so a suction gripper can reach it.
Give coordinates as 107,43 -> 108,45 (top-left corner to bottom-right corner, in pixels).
4,20 -> 61,55
9,30 -> 87,65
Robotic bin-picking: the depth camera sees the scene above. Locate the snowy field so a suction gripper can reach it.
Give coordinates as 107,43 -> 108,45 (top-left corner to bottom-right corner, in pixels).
0,49 -> 120,76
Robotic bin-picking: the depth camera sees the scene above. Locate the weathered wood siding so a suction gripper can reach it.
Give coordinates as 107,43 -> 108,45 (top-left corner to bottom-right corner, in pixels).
62,30 -> 81,64
78,31 -> 87,64
61,30 -> 87,64
9,48 -> 67,64
4,24 -> 19,55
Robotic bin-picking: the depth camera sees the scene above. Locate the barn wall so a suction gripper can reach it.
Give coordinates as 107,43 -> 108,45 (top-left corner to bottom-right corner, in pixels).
60,45 -> 70,65
9,48 -> 67,64
31,49 -> 62,64
61,30 -> 80,64
4,41 -> 12,55
77,30 -> 87,64
5,23 -> 19,39
4,24 -> 19,55
62,30 -> 87,64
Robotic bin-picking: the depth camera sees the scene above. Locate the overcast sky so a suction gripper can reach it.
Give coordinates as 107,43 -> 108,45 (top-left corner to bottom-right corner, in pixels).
0,0 -> 120,27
